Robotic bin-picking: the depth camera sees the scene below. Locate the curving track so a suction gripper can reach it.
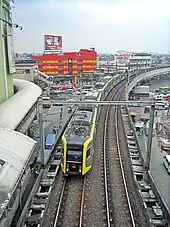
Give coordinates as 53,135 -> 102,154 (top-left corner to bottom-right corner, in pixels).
86,80 -> 150,227
103,86 -> 136,226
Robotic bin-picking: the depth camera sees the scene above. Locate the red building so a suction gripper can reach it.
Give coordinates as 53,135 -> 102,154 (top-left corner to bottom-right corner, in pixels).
32,49 -> 97,76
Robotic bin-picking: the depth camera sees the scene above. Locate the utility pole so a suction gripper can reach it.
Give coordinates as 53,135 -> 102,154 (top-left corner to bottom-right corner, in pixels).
38,97 -> 45,166
107,61 -> 109,74
145,103 -> 155,172
91,72 -> 94,85
48,63 -> 50,76
80,72 -> 83,101
125,64 -> 130,101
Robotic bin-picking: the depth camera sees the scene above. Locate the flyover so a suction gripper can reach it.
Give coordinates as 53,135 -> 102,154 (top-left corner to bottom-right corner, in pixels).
127,67 -> 170,99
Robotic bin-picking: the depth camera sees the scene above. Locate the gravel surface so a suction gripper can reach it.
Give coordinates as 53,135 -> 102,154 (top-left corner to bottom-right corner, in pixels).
85,82 -> 125,227
60,176 -> 84,227
85,80 -> 150,227
107,89 -> 136,226
85,107 -> 107,227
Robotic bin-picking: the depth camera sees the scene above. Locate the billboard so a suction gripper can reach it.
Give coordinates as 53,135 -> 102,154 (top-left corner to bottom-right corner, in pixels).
44,35 -> 62,52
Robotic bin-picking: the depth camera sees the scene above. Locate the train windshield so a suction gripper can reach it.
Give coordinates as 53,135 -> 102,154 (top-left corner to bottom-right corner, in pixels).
67,150 -> 82,162
46,144 -> 53,150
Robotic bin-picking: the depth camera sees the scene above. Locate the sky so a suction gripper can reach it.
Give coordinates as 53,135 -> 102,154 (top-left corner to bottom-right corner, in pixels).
12,0 -> 170,54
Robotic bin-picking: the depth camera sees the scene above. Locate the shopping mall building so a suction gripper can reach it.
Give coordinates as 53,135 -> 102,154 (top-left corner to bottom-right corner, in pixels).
32,49 -> 97,77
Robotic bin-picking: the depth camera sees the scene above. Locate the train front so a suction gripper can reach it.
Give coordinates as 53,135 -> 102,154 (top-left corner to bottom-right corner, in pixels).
61,106 -> 96,176
61,135 -> 85,175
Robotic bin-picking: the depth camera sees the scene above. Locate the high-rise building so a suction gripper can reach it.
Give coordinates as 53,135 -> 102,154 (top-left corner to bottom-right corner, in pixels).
0,0 -> 14,103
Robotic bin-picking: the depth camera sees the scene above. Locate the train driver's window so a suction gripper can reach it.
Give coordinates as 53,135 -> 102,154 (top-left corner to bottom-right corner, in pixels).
87,148 -> 90,159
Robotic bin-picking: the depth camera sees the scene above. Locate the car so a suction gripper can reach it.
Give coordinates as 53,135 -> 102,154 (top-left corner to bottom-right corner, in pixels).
66,99 -> 75,102
82,90 -> 88,94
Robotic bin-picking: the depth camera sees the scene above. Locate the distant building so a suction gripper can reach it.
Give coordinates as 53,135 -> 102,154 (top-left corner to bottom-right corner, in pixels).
115,50 -> 132,65
14,60 -> 38,82
32,49 -> 97,76
129,52 -> 152,69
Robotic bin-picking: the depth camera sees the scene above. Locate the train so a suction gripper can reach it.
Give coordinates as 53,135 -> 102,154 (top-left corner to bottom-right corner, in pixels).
61,73 -> 125,175
36,133 -> 56,166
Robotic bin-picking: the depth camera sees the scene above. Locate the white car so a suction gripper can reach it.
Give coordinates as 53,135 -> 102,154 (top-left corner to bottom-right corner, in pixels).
82,90 -> 88,94
66,99 -> 75,102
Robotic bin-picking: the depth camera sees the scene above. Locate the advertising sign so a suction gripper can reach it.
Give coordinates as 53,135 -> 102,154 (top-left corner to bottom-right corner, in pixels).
44,35 -> 62,52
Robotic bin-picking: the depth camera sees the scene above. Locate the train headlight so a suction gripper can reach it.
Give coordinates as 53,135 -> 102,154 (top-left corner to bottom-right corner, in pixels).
79,166 -> 81,173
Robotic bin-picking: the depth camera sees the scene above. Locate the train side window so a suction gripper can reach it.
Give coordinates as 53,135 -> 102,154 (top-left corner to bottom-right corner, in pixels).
87,148 -> 90,159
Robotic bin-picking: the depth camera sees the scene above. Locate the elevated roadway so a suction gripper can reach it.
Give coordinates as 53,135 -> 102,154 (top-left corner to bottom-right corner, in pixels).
127,67 -> 170,99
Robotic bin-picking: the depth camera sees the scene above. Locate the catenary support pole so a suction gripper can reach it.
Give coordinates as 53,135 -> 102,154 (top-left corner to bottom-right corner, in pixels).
38,97 -> 45,166
145,103 -> 155,171
125,66 -> 130,101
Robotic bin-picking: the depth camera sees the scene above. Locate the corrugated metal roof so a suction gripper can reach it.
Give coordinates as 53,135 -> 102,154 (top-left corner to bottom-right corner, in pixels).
0,128 -> 36,218
0,79 -> 42,130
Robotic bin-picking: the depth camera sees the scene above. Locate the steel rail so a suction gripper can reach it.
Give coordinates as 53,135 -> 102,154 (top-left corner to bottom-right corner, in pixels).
103,109 -> 111,227
53,178 -> 67,227
115,105 -> 136,227
78,175 -> 86,227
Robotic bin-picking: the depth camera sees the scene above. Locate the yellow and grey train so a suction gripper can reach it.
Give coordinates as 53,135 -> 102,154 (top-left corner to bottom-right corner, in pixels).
61,74 -> 124,175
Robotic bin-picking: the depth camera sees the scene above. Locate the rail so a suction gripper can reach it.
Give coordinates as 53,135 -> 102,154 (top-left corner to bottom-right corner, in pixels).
53,178 -> 67,227
53,176 -> 86,227
103,82 -> 136,226
103,114 -> 111,227
78,175 -> 86,227
115,106 -> 136,226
